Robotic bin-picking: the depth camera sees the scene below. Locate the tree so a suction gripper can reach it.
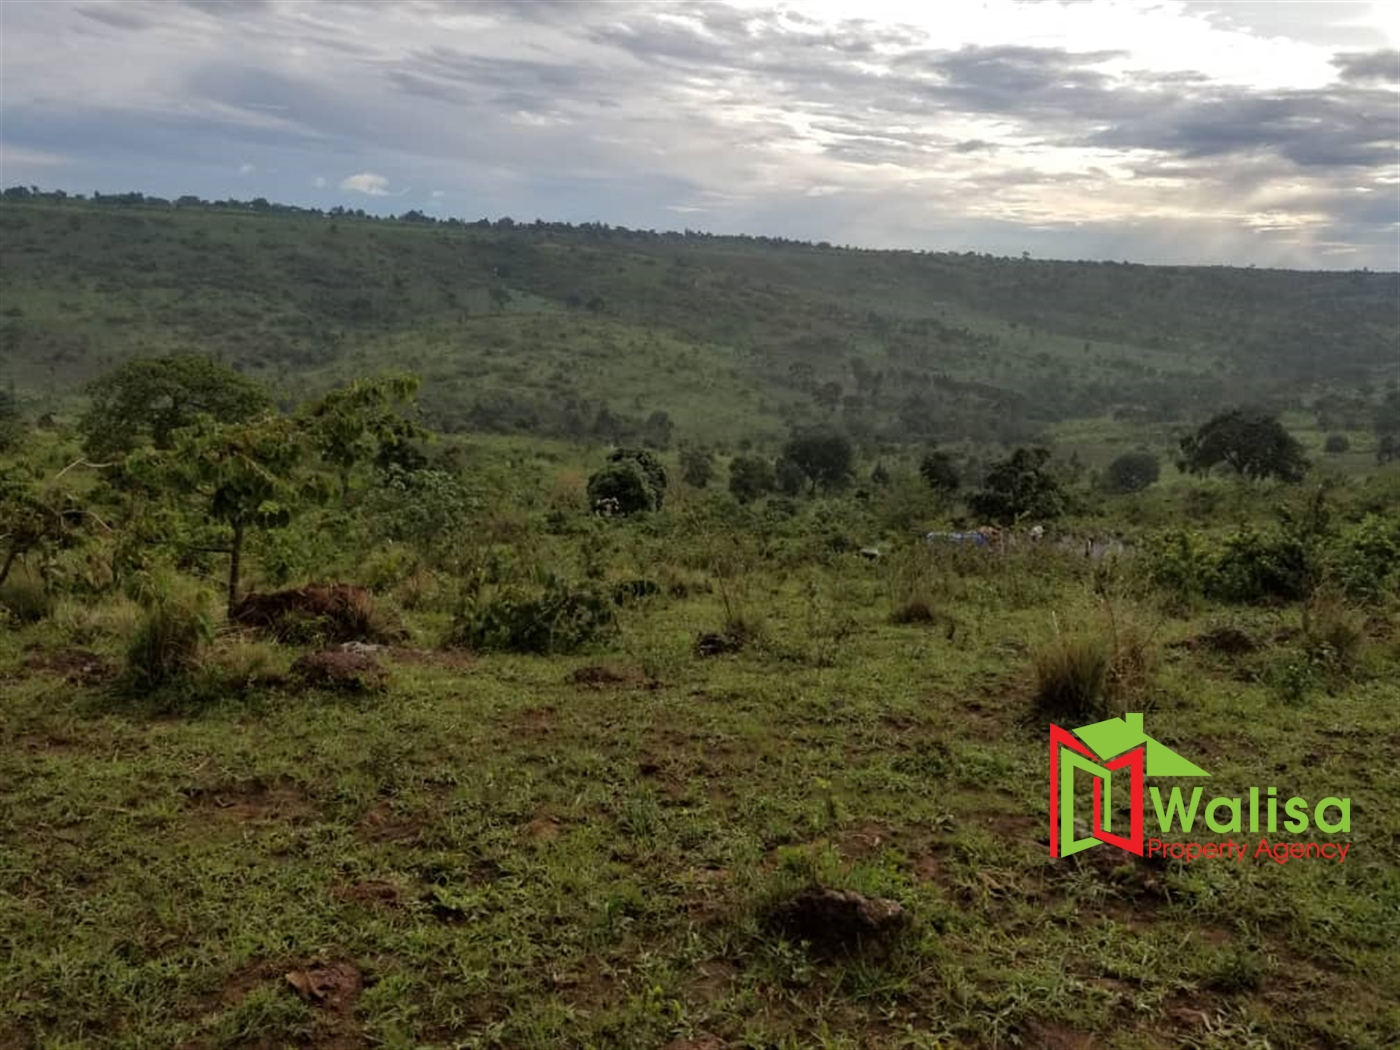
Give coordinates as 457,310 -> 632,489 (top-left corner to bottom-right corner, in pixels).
1178,408 -> 1308,483
967,446 -> 1065,525
781,426 -> 853,494
126,414 -> 312,615
1375,391 -> 1400,458
679,447 -> 714,488
774,456 -> 807,496
80,355 -> 272,458
1323,434 -> 1350,455
918,448 -> 960,495
0,465 -> 83,589
728,455 -> 774,503
301,374 -> 424,498
1104,451 -> 1161,493
586,447 -> 668,515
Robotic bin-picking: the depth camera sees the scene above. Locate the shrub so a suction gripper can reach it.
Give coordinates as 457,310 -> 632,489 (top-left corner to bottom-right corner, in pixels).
1034,632 -> 1111,721
1214,526 -> 1311,603
122,581 -> 215,691
446,570 -> 615,654
1032,612 -> 1156,722
1329,514 -> 1400,604
230,584 -> 402,644
1323,434 -> 1350,454
1104,451 -> 1161,494
0,560 -> 53,623
1302,587 -> 1367,680
586,459 -> 657,515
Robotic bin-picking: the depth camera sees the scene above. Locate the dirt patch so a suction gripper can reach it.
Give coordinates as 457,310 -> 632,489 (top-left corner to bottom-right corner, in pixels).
1016,1020 -> 1101,1050
567,663 -> 654,689
182,776 -> 313,823
520,816 -> 563,841
22,646 -> 114,685
686,959 -> 738,1005
515,705 -> 557,736
356,800 -> 423,844
332,881 -> 402,908
232,584 -> 400,644
291,649 -> 387,692
285,958 -> 363,1015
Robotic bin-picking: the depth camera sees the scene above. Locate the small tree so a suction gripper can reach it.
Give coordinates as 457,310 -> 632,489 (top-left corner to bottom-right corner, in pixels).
968,447 -> 1065,525
1178,408 -> 1308,483
1323,434 -> 1350,455
1104,451 -> 1161,493
679,447 -> 714,488
302,374 -> 424,498
728,455 -> 774,504
80,355 -> 271,458
127,414 -> 312,615
781,426 -> 853,494
918,448 -> 960,496
586,447 -> 668,515
0,465 -> 82,589
774,456 -> 807,497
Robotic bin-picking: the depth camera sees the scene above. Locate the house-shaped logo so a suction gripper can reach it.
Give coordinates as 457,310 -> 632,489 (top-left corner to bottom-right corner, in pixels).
1050,713 -> 1210,858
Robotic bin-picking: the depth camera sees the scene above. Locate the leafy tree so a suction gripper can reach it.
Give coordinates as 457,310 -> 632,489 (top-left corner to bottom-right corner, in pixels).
679,446 -> 714,488
80,355 -> 272,458
1323,434 -> 1350,455
362,466 -> 476,563
0,465 -> 82,589
302,374 -> 424,498
781,426 -> 853,494
1104,450 -> 1161,493
728,455 -> 774,503
1178,408 -> 1308,483
127,414 -> 313,615
586,447 -> 668,515
774,456 -> 807,497
967,446 -> 1065,525
918,448 -> 960,495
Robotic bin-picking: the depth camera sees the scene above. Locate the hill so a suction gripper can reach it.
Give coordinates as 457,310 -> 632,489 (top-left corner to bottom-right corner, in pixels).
2,192 -> 1397,452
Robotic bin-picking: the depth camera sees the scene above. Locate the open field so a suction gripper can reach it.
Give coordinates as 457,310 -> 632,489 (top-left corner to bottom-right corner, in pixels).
3,466 -> 1399,1049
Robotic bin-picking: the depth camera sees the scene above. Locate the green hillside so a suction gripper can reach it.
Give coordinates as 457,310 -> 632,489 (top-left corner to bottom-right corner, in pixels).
2,194 -> 1397,452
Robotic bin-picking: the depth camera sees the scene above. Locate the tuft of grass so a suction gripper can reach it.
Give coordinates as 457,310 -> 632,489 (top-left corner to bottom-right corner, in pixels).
1033,607 -> 1158,722
120,576 -> 215,693
0,560 -> 53,623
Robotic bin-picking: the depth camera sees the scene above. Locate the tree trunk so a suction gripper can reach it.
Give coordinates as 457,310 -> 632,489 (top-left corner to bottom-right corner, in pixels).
227,520 -> 245,617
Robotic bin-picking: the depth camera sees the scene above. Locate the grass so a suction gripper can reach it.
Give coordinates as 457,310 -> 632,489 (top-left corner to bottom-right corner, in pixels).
3,542 -> 1398,1049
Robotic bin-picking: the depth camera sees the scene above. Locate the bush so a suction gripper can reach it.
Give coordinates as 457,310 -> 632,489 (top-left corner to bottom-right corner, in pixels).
1329,514 -> 1400,604
446,570 -> 615,653
122,581 -> 215,691
230,584 -> 402,644
1104,451 -> 1161,494
1214,526 -> 1311,603
0,560 -> 52,623
587,459 -> 657,515
1034,633 -> 1111,721
1033,613 -> 1156,722
1323,434 -> 1350,454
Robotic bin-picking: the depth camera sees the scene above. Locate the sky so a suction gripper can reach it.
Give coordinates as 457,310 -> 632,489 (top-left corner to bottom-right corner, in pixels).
1,0 -> 1398,269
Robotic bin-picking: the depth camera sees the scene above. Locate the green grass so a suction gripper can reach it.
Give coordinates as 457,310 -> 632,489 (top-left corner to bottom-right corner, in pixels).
3,540 -> 1397,1049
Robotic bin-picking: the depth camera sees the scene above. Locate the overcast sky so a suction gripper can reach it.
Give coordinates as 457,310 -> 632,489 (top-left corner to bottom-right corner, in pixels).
2,0 -> 1397,268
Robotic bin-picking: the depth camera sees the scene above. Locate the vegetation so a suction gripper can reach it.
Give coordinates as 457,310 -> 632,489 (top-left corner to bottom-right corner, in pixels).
1,191 -> 1399,1049
1178,408 -> 1309,483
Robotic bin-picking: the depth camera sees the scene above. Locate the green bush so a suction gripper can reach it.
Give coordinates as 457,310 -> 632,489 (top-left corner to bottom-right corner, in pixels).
1214,525 -> 1311,603
0,560 -> 53,623
446,570 -> 615,653
122,580 -> 215,691
1329,514 -> 1400,604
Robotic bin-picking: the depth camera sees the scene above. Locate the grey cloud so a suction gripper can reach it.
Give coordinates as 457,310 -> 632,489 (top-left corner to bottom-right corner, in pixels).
1332,49 -> 1400,84
74,4 -> 154,31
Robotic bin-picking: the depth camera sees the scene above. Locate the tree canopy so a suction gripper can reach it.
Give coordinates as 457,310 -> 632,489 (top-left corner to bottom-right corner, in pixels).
1104,450 -> 1161,493
781,427 -> 853,494
1178,408 -> 1308,483
80,355 -> 272,459
967,446 -> 1065,524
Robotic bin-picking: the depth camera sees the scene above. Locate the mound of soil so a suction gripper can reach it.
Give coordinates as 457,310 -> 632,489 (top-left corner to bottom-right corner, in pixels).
764,887 -> 910,957
231,584 -> 400,644
291,649 -> 386,692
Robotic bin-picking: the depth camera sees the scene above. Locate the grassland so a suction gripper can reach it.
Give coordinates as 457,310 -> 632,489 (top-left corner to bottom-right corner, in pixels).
3,459 -> 1398,1049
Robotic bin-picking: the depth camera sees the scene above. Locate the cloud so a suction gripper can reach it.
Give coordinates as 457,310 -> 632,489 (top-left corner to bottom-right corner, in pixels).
239,162 -> 255,175
340,172 -> 392,195
0,0 -> 1396,267
1332,48 -> 1400,83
